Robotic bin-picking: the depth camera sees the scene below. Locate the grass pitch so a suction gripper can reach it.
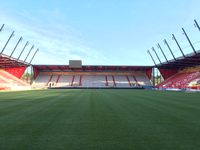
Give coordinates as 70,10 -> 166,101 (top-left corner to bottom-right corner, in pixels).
0,89 -> 200,150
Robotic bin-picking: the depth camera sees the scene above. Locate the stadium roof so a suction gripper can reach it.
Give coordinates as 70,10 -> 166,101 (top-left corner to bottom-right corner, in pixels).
155,50 -> 200,69
0,53 -> 30,68
33,65 -> 153,72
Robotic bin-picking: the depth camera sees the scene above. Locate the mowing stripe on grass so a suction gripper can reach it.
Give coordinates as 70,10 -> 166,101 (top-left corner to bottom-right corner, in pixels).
0,89 -> 200,150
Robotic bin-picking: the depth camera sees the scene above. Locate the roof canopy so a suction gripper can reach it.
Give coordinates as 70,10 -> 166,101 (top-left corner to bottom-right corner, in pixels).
0,53 -> 30,68
33,65 -> 153,72
156,50 -> 200,69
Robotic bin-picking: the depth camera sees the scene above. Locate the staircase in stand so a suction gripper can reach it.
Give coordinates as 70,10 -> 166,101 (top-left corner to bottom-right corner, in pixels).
126,76 -> 131,87
79,75 -> 82,86
56,75 -> 61,85
112,75 -> 116,86
133,75 -> 139,86
105,75 -> 108,86
71,75 -> 75,86
47,75 -> 53,86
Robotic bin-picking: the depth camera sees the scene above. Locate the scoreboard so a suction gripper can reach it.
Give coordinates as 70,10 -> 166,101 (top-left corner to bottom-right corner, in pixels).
69,60 -> 82,68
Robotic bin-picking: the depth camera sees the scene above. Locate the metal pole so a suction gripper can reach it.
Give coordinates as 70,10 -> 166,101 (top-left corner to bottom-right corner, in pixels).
30,65 -> 34,84
182,27 -> 196,54
24,45 -> 34,62
160,72 -> 162,83
17,41 -> 29,61
153,67 -> 156,86
10,36 -> 23,57
156,68 -> 158,85
159,72 -> 162,83
0,24 -> 5,32
152,47 -> 162,64
172,34 -> 185,58
157,43 -> 168,62
1,31 -> 15,54
147,50 -> 157,65
29,48 -> 39,64
194,19 -> 200,31
164,39 -> 176,60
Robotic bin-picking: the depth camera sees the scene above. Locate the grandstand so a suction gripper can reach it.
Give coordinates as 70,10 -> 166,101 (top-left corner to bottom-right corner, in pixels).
0,23 -> 39,91
155,50 -> 200,90
1,20 -> 200,91
31,49 -> 200,90
0,53 -> 31,90
32,65 -> 153,89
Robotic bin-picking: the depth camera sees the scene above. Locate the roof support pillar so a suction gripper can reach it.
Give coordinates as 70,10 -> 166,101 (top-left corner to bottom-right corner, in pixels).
172,34 -> 185,58
157,43 -> 168,62
152,47 -> 162,64
182,27 -> 197,54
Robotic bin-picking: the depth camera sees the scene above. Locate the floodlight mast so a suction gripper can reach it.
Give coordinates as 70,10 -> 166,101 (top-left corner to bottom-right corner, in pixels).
182,27 -> 197,54
147,50 -> 156,65
152,67 -> 156,86
152,47 -> 162,64
1,31 -> 15,54
17,41 -> 29,61
157,43 -> 168,62
10,37 -> 23,57
164,39 -> 176,60
172,34 -> 185,58
24,45 -> 34,62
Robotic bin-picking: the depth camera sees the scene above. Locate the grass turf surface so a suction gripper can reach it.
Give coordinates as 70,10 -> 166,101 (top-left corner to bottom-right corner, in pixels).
0,89 -> 200,150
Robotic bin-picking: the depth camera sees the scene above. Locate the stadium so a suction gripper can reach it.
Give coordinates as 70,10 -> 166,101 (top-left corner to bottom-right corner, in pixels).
1,2 -> 200,150
1,20 -> 200,91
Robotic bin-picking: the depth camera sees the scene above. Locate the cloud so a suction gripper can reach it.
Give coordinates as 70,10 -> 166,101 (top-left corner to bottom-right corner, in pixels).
0,7 -> 110,65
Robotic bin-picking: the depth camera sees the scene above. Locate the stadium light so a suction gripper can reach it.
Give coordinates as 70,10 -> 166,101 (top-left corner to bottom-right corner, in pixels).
0,31 -> 15,54
10,36 -> 23,57
172,34 -> 185,58
182,27 -> 197,54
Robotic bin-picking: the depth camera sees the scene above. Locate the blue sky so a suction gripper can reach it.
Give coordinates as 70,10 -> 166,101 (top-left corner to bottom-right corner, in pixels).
0,0 -> 200,65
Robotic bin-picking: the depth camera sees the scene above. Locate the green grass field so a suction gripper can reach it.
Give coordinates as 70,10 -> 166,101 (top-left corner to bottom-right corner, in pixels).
0,89 -> 200,150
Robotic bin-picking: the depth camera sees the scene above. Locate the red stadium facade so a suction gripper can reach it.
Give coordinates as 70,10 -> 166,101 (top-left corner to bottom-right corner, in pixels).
1,49 -> 200,91
155,51 -> 200,90
0,53 -> 30,90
